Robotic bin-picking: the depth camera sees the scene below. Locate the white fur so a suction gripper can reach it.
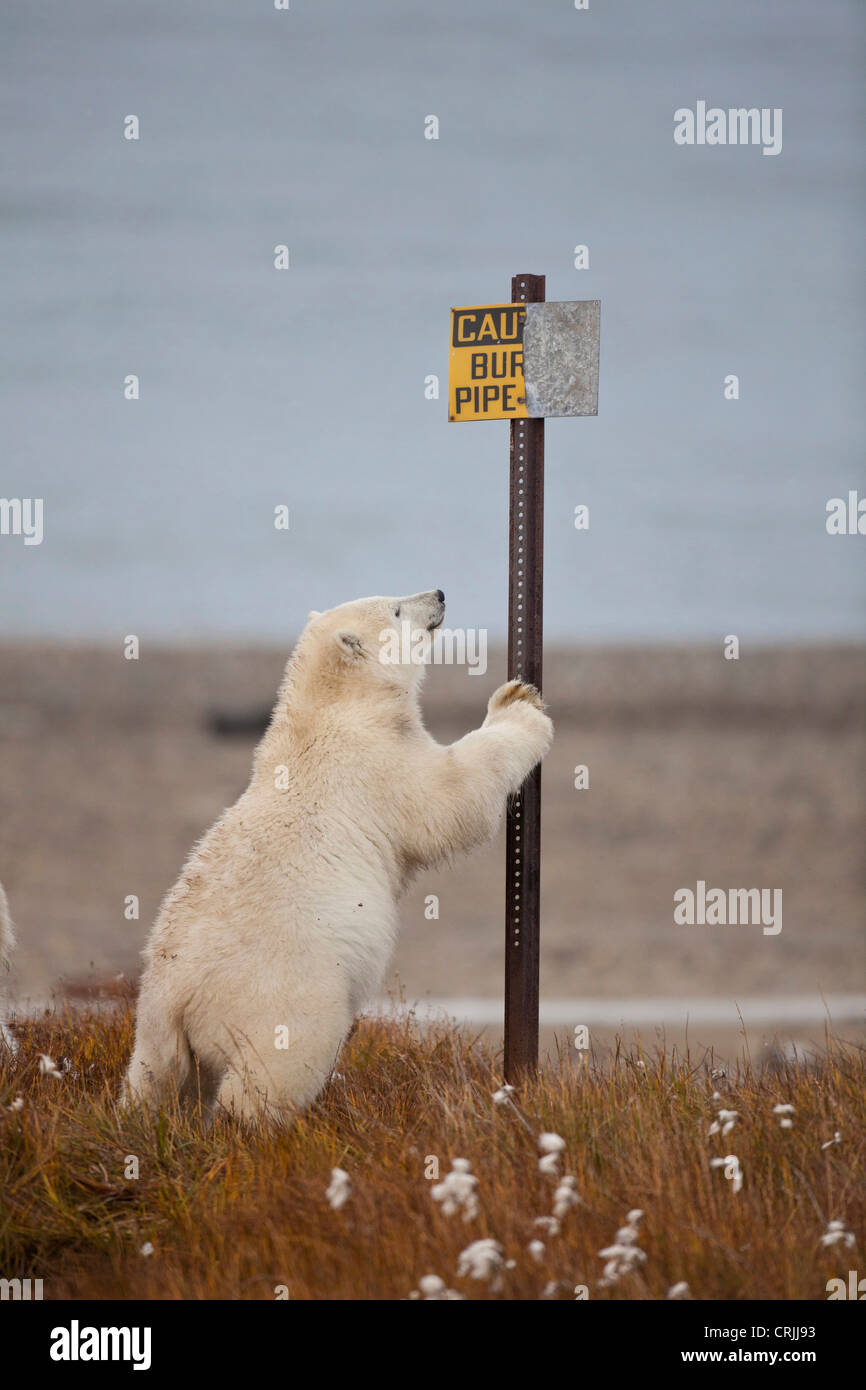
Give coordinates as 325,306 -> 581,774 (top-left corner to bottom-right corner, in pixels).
0,880 -> 17,1052
124,591 -> 553,1123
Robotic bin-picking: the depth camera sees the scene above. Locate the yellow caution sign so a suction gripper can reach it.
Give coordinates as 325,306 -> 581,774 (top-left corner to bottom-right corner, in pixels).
449,304 -> 528,421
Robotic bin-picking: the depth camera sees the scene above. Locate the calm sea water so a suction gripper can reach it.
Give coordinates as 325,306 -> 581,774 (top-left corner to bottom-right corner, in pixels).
0,0 -> 863,642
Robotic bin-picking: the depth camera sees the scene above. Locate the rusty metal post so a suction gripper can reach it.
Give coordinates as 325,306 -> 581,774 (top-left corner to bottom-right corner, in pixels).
504,272 -> 545,1082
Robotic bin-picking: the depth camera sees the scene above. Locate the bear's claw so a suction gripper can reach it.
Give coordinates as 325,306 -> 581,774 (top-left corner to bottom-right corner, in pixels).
488,679 -> 546,713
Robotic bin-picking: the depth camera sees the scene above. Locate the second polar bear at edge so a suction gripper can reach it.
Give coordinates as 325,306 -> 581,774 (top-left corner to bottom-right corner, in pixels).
0,881 -> 16,1052
124,589 -> 553,1123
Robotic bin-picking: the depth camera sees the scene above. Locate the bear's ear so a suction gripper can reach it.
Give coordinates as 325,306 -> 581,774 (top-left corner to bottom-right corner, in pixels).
334,630 -> 365,660
307,610 -> 321,623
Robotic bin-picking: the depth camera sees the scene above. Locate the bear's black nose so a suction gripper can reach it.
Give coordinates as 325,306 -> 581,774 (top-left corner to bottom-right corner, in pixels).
435,589 -> 445,603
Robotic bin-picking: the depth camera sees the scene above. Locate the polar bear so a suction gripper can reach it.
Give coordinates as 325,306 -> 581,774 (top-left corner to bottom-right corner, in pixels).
123,590 -> 552,1123
0,881 -> 17,1053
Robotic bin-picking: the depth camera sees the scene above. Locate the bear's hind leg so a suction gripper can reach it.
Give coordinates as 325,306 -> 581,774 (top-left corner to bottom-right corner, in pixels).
122,1003 -> 193,1111
214,998 -> 351,1127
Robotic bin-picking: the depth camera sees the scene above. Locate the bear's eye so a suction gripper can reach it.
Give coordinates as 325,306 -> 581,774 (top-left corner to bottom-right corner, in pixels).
394,606 -> 401,618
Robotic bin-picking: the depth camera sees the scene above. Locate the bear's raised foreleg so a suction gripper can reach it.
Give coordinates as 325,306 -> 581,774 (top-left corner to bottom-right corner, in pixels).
405,680 -> 553,867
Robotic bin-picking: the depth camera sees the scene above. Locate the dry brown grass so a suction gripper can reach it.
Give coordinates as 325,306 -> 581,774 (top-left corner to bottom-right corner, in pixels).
0,1004 -> 862,1301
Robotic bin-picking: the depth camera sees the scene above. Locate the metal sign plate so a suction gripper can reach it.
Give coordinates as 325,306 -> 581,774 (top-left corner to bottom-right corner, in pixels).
449,303 -> 527,421
523,300 -> 600,417
449,300 -> 600,421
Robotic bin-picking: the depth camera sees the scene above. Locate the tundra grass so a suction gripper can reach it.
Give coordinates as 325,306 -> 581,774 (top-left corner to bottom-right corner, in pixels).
0,1004 -> 862,1300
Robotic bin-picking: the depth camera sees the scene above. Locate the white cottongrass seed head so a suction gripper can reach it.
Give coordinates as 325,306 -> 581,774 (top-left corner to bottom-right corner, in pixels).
413,1274 -> 464,1301
325,1167 -> 352,1211
419,1274 -> 445,1296
708,1108 -> 739,1137
667,1281 -> 690,1300
492,1084 -> 515,1106
538,1132 -> 566,1154
598,1208 -> 646,1287
431,1157 -> 479,1221
552,1175 -> 580,1220
528,1240 -> 546,1263
457,1238 -> 506,1285
710,1154 -> 743,1193
38,1053 -> 63,1079
538,1132 -> 566,1175
821,1131 -> 842,1150
820,1220 -> 855,1250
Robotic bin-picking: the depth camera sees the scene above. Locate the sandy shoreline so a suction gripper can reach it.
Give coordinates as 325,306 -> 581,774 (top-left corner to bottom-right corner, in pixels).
1,642 -> 863,1057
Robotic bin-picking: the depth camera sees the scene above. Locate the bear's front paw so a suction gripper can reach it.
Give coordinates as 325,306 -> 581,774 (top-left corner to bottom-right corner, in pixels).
487,679 -> 546,716
483,679 -> 553,776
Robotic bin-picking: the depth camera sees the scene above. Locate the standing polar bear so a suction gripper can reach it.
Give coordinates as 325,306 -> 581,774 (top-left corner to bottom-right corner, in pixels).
124,590 -> 552,1123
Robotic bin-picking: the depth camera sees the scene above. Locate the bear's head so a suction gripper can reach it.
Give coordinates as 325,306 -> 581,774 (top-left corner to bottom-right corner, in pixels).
296,590 -> 446,699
